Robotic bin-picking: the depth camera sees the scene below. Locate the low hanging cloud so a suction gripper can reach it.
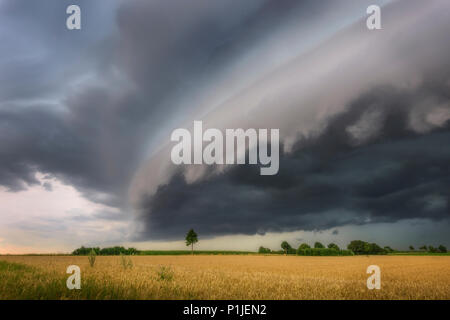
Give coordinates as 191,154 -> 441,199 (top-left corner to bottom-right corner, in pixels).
132,0 -> 450,240
136,84 -> 450,240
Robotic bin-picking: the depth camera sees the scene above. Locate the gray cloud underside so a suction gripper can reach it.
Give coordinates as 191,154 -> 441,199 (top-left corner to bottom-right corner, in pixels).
2,0 -> 339,202
134,0 -> 450,239
137,84 -> 450,239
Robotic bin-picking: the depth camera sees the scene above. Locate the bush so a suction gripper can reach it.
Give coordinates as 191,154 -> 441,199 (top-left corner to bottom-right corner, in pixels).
323,248 -> 339,256
438,245 -> 447,253
340,250 -> 355,256
258,246 -> 271,254
72,246 -> 139,256
297,248 -> 312,256
73,246 -> 99,255
297,248 -> 352,256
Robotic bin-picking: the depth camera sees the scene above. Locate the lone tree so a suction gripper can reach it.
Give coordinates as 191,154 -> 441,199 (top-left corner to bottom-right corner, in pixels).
281,241 -> 292,255
409,245 -> 414,251
185,229 -> 198,255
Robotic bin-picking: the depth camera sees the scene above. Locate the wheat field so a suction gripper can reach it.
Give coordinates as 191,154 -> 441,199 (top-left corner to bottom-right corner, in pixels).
0,255 -> 449,299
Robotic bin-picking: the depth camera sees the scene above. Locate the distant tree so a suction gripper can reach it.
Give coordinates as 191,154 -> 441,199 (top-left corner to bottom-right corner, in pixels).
314,242 -> 325,249
72,246 -> 139,256
298,243 -> 311,250
281,241 -> 292,255
438,245 -> 447,253
409,245 -> 414,251
368,243 -> 385,254
384,246 -> 394,253
428,246 -> 438,253
185,229 -> 198,255
258,246 -> 271,254
347,240 -> 385,255
99,246 -> 127,255
348,240 -> 367,254
419,245 -> 427,251
127,247 -> 138,255
327,243 -> 340,251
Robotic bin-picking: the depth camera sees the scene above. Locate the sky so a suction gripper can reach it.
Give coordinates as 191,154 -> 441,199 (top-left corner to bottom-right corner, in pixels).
0,0 -> 449,254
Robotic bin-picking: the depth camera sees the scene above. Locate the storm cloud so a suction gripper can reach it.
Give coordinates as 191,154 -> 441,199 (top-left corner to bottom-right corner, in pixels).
131,0 -> 450,239
137,84 -> 450,239
0,0 -> 449,247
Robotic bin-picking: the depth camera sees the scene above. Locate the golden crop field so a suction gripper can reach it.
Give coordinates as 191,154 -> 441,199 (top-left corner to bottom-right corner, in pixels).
0,255 -> 449,300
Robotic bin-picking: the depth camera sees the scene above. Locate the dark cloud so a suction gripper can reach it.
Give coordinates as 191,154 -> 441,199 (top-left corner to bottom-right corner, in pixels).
0,0 -> 118,102
0,0 -> 321,200
0,0 -> 368,206
136,83 -> 450,240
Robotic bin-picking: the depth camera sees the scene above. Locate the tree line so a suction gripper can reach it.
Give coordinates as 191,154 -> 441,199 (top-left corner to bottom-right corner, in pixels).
72,229 -> 200,256
72,246 -> 138,255
259,240 -> 448,256
71,230 -> 447,256
411,245 -> 447,253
